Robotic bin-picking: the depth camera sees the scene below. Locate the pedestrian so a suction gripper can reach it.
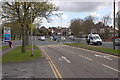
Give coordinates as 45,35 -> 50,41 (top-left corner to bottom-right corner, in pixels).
8,41 -> 12,48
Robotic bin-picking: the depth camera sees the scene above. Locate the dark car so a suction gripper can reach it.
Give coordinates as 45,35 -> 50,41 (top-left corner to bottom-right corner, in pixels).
115,38 -> 120,46
53,36 -> 58,41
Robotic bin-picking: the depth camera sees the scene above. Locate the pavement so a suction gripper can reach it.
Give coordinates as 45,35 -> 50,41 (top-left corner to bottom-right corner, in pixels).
2,38 -> 119,79
2,57 -> 55,78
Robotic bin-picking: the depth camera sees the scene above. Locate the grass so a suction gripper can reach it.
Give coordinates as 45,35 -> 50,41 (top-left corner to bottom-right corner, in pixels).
64,43 -> 120,56
2,45 -> 9,50
2,45 -> 42,63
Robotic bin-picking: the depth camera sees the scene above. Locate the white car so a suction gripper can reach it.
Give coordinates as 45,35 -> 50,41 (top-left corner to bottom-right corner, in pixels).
40,36 -> 45,41
69,36 -> 74,41
86,34 -> 102,45
61,36 -> 66,41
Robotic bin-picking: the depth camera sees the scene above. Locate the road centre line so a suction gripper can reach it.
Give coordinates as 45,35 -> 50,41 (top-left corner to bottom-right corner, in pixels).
63,45 -> 119,58
102,64 -> 120,73
79,55 -> 93,61
39,46 -> 63,79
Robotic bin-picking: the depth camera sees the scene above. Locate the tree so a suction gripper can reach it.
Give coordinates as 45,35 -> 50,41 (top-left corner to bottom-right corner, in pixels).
82,19 -> 94,34
2,1 -> 58,53
117,10 -> 120,38
81,16 -> 95,34
102,16 -> 111,26
70,18 -> 83,37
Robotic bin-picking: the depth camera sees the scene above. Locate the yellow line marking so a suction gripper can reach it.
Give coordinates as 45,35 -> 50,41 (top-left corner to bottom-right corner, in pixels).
48,59 -> 58,79
39,46 -> 63,80
64,45 -> 119,58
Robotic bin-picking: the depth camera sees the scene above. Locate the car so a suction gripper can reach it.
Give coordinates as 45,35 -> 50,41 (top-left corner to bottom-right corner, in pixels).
53,36 -> 58,41
69,36 -> 74,41
38,36 -> 45,41
50,36 -> 53,40
86,34 -> 102,45
115,38 -> 120,46
61,36 -> 66,41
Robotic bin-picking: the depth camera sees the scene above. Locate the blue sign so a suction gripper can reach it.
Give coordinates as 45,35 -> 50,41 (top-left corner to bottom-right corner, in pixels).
4,27 -> 11,45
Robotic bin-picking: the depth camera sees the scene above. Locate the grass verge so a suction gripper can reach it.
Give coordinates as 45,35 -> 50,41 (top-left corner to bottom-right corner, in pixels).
2,45 -> 42,63
64,43 -> 120,56
2,45 -> 9,50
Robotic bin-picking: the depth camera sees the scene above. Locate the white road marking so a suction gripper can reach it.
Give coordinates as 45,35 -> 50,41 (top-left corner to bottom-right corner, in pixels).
103,56 -> 112,60
64,45 -> 119,58
59,58 -> 62,61
61,56 -> 71,63
103,64 -> 120,72
95,54 -> 112,60
95,54 -> 102,57
79,55 -> 93,61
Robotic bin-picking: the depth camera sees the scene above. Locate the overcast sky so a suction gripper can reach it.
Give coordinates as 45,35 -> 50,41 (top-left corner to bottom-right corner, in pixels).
38,1 -> 119,28
0,0 -> 119,28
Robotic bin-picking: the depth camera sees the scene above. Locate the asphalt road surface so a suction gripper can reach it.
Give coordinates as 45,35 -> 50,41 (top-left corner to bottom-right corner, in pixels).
2,38 -> 119,79
39,44 -> 119,78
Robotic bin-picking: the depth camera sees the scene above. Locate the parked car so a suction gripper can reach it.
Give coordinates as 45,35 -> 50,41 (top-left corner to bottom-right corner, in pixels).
53,36 -> 58,41
69,36 -> 74,41
38,36 -> 45,41
50,36 -> 53,40
115,38 -> 120,46
61,36 -> 66,41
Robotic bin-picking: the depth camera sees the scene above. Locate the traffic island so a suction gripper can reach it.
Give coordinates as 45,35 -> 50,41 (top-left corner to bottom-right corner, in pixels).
64,43 -> 120,56
2,45 -> 42,63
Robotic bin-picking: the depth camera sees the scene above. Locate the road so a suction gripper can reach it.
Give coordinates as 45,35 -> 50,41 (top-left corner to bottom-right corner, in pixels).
12,37 -> 120,50
2,38 -> 119,79
40,44 -> 119,78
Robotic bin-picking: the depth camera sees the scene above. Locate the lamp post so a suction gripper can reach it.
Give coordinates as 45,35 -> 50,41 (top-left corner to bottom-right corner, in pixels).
61,13 -> 63,28
113,0 -> 115,49
31,1 -> 33,56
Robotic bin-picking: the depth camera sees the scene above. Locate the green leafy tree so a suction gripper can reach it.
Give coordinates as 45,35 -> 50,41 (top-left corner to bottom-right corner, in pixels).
2,1 -> 58,53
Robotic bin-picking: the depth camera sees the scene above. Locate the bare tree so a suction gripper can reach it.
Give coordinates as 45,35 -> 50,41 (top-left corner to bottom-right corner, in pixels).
102,16 -> 111,26
117,10 -> 120,38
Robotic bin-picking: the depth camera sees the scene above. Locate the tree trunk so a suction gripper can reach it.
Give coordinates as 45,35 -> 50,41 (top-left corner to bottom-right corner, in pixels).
21,24 -> 26,53
26,28 -> 29,45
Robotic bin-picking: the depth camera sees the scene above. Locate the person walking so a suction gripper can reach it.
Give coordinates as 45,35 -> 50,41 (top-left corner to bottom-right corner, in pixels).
8,41 -> 12,48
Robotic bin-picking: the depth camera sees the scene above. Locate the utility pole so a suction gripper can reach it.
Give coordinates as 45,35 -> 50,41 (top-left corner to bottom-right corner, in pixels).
113,0 -> 115,49
31,1 -> 33,56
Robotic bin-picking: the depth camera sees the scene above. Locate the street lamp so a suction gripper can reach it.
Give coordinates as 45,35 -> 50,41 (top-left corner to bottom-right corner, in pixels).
113,0 -> 115,49
31,1 -> 33,56
61,13 -> 63,28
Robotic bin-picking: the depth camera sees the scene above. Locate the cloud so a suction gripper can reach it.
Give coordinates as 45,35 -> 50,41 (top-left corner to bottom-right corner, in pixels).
91,12 -> 100,17
40,13 -> 69,28
53,2 -> 112,12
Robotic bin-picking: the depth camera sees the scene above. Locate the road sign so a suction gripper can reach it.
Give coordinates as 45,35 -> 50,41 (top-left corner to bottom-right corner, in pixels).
4,27 -> 11,45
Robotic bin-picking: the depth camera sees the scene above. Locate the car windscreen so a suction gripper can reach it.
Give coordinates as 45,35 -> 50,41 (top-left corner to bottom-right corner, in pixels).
115,38 -> 120,41
93,36 -> 100,39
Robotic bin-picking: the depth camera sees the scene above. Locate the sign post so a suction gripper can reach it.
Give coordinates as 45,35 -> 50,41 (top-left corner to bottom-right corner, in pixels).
4,27 -> 11,45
